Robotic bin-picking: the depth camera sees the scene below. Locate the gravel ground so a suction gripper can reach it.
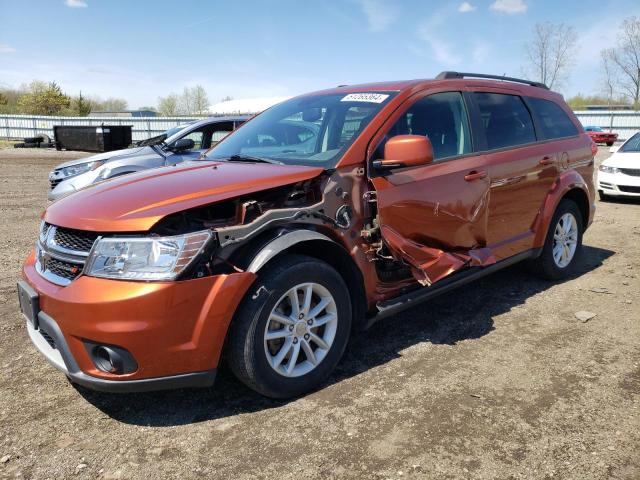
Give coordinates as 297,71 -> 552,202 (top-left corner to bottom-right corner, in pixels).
0,147 -> 638,480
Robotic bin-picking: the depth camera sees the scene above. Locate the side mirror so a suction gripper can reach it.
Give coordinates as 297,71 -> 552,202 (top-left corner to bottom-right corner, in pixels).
609,145 -> 619,153
302,108 -> 322,122
170,138 -> 195,152
373,135 -> 434,171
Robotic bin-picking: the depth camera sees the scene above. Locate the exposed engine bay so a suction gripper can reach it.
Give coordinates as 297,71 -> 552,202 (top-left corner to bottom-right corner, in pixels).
151,166 -> 490,308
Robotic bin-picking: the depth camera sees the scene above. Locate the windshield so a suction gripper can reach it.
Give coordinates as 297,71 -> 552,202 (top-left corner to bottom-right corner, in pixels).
164,125 -> 187,138
587,126 -> 603,132
136,123 -> 193,147
205,92 -> 397,168
620,132 -> 640,152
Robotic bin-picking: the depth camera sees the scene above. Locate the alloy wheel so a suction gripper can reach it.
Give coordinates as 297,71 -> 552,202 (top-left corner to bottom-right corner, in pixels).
263,283 -> 338,378
552,212 -> 578,268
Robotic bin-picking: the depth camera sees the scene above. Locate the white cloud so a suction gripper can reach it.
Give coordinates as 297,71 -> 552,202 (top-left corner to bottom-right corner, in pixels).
490,0 -> 527,14
0,44 -> 16,53
472,42 -> 490,64
354,0 -> 400,32
416,23 -> 462,66
458,2 -> 477,13
414,9 -> 462,66
65,0 -> 87,8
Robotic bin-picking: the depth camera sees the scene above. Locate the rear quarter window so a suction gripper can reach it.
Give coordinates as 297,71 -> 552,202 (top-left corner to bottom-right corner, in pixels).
473,92 -> 536,150
528,97 -> 578,139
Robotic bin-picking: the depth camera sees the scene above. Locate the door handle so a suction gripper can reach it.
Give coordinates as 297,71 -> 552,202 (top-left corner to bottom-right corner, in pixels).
464,170 -> 487,182
539,156 -> 554,166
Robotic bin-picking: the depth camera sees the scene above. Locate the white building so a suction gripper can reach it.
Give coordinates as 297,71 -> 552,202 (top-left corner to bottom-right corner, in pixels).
208,97 -> 291,115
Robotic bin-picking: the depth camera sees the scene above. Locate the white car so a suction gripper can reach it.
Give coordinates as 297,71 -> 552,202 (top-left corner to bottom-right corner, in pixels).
597,132 -> 640,200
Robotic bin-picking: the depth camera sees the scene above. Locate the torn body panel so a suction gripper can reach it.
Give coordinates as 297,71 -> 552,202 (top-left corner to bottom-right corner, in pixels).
151,166 -> 389,309
370,155 -> 495,286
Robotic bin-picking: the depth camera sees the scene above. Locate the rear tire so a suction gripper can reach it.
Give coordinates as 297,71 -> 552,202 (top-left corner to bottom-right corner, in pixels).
529,199 -> 583,280
226,254 -> 352,399
606,141 -> 614,146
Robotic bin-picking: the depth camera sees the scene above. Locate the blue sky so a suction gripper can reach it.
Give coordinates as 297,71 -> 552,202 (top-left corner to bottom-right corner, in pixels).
1,0 -> 639,107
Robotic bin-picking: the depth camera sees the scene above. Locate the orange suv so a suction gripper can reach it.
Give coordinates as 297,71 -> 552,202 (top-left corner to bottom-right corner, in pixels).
18,72 -> 595,398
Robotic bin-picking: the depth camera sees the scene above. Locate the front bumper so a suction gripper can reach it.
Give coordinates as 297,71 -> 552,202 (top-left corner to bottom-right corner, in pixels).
21,251 -> 256,392
598,171 -> 640,197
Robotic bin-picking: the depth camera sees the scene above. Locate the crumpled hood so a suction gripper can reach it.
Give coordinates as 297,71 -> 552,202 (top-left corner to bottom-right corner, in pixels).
53,146 -> 152,169
604,151 -> 640,168
45,161 -> 323,232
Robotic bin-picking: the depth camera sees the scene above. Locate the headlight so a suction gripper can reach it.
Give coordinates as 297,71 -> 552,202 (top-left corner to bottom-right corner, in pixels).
599,165 -> 619,174
85,230 -> 212,281
61,160 -> 106,179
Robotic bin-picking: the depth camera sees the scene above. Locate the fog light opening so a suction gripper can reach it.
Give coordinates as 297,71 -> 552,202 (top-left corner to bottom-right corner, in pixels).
93,346 -> 124,374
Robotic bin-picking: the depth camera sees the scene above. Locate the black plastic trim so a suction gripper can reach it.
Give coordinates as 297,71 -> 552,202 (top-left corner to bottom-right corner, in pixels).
366,249 -> 540,329
437,71 -> 549,90
69,369 -> 217,393
32,311 -> 217,393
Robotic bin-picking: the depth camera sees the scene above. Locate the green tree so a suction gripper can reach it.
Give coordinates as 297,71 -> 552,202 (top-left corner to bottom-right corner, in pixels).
17,81 -> 71,115
70,91 -> 92,116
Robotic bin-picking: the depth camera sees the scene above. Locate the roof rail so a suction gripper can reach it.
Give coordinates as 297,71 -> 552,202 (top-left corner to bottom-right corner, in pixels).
436,71 -> 549,90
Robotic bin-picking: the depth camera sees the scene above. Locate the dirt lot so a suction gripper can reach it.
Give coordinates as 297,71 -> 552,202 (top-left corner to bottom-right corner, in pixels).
0,147 -> 638,480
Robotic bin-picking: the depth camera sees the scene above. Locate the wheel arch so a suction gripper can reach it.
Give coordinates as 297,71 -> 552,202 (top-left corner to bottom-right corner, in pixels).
562,187 -> 590,229
239,229 -> 367,331
533,174 -> 592,248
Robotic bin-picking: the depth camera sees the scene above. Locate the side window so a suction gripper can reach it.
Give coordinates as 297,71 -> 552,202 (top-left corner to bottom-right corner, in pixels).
340,105 -> 379,148
528,97 -> 578,139
474,93 -> 536,150
376,92 -> 472,161
208,122 -> 234,148
182,129 -> 204,150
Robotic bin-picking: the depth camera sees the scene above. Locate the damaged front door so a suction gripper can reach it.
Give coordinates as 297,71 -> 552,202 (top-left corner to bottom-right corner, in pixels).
369,91 -> 494,286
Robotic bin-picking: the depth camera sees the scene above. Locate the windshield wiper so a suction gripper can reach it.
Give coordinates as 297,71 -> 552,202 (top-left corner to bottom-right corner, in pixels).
224,154 -> 283,165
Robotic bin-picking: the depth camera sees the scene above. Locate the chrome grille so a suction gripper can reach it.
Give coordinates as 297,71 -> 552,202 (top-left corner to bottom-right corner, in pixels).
36,223 -> 100,286
49,178 -> 63,189
53,227 -> 98,253
42,256 -> 83,281
619,168 -> 640,177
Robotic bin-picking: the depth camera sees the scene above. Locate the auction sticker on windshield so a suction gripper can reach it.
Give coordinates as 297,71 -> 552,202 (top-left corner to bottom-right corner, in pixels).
341,93 -> 390,103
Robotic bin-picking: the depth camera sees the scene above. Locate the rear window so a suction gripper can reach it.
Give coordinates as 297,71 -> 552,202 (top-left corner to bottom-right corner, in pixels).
528,97 -> 578,139
473,93 -> 536,150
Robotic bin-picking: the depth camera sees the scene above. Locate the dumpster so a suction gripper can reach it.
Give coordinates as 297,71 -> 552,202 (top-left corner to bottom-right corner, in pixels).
53,125 -> 132,152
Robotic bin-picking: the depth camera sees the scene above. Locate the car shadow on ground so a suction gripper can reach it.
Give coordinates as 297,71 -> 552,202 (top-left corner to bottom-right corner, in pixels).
77,245 -> 614,426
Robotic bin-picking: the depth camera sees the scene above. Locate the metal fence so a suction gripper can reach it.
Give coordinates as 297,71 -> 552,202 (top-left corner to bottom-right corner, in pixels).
1,111 -> 639,142
573,111 -> 639,140
0,115 -> 211,142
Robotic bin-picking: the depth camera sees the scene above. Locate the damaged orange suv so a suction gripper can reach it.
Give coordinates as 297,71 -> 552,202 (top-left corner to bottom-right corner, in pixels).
18,72 -> 595,398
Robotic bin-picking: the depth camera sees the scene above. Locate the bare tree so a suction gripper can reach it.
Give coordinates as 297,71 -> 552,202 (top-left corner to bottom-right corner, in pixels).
179,87 -> 194,115
157,93 -> 180,116
603,17 -> 640,108
177,86 -> 209,115
601,49 -> 618,107
524,22 -> 578,90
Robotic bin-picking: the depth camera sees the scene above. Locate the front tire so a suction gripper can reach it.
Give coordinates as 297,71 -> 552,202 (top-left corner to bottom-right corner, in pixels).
226,254 -> 352,399
529,199 -> 584,280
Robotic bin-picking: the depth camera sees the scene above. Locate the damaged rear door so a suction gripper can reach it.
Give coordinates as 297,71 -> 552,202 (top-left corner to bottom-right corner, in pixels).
369,90 -> 494,286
